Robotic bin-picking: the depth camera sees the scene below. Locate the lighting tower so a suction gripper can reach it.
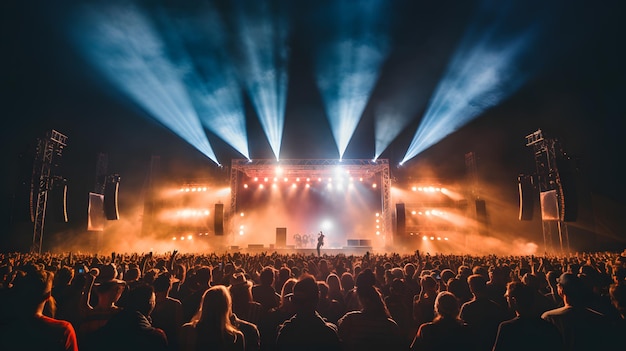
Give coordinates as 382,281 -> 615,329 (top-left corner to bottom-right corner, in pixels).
30,129 -> 68,254
524,129 -> 573,253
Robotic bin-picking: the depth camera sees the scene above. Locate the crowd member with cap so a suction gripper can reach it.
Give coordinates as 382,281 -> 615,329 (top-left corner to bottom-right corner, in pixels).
275,274 -> 341,351
230,272 -> 263,325
78,266 -> 126,345
541,272 -> 614,350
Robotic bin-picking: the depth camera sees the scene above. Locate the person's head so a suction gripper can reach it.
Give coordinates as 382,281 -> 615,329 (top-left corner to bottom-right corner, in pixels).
292,274 -> 319,312
356,268 -> 376,289
506,281 -> 535,316
125,284 -> 156,317
94,278 -> 126,305
467,274 -> 488,297
404,263 -> 416,281
196,285 -> 238,336
326,273 -> 342,293
98,263 -> 117,282
260,266 -> 275,286
153,273 -> 173,294
318,281 -> 329,299
229,273 -> 253,306
340,272 -> 355,292
557,273 -> 589,306
53,266 -> 74,287
421,275 -> 438,296
124,267 -> 141,282
195,266 -> 212,287
434,291 -> 460,321
12,265 -> 53,315
356,284 -> 390,317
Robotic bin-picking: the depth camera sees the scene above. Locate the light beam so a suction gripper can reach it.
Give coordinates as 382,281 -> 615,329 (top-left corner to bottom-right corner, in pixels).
401,0 -> 544,164
70,3 -> 218,164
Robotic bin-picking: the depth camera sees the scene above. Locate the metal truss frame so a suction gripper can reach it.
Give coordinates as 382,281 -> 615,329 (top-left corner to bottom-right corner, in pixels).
31,130 -> 67,254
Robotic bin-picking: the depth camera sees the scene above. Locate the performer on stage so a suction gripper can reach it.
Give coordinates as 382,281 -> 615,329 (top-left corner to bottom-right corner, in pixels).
316,231 -> 325,256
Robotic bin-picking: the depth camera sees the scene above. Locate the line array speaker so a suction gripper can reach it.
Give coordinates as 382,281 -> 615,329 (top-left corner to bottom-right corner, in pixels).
396,203 -> 406,237
104,181 -> 119,220
518,175 -> 534,221
214,203 -> 224,235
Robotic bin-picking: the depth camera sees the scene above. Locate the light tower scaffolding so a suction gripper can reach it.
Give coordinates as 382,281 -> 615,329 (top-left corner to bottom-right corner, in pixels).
30,130 -> 68,254
230,159 -> 392,247
525,129 -> 572,254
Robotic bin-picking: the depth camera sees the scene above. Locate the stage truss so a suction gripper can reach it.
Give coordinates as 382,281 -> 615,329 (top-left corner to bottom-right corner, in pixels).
230,159 -> 392,246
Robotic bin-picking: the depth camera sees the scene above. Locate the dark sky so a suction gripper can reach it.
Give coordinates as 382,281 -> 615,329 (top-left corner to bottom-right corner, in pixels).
2,0 -> 625,251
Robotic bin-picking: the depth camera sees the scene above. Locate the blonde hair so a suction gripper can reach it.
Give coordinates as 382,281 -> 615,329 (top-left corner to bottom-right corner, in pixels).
192,285 -> 239,338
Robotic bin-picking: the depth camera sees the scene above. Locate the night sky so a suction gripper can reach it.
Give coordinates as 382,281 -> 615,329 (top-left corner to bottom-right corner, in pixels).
2,0 -> 625,252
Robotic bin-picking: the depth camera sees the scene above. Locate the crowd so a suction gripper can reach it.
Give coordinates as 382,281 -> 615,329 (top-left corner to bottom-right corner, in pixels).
0,248 -> 625,350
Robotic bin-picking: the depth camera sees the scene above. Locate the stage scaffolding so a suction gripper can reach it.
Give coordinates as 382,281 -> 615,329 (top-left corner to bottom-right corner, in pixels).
30,129 -> 68,254
230,159 -> 392,246
525,129 -> 572,254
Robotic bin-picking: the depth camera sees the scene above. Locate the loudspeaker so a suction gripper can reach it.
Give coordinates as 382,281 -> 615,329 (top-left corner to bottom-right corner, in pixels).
87,192 -> 105,231
104,181 -> 119,220
518,175 -> 534,221
214,204 -> 224,235
396,203 -> 406,237
540,190 -> 559,221
557,157 -> 578,222
475,199 -> 487,224
276,227 -> 287,247
48,183 -> 68,223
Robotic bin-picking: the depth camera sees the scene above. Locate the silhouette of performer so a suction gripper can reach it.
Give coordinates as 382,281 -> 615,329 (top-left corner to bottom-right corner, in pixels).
317,231 -> 325,256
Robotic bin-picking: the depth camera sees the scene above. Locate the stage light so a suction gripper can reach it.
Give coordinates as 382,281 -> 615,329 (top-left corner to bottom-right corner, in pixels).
259,184 -> 264,189
234,1 -> 289,160
401,1 -> 544,164
254,177 -> 258,182
188,235 -> 193,240
422,236 -> 427,241
244,184 -> 249,189
305,184 -> 311,189
430,237 -> 434,240
313,0 -> 391,159
411,210 -> 416,215
292,183 -> 297,189
172,237 -> 176,241
240,212 -> 245,217
181,237 -> 185,241
69,3 -> 219,164
264,177 -> 269,182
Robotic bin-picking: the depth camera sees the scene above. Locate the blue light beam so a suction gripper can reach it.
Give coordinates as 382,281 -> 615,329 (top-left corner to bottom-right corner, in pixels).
314,0 -> 391,160
401,1 -> 544,165
159,6 -> 250,160
234,1 -> 289,161
70,3 -> 218,164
